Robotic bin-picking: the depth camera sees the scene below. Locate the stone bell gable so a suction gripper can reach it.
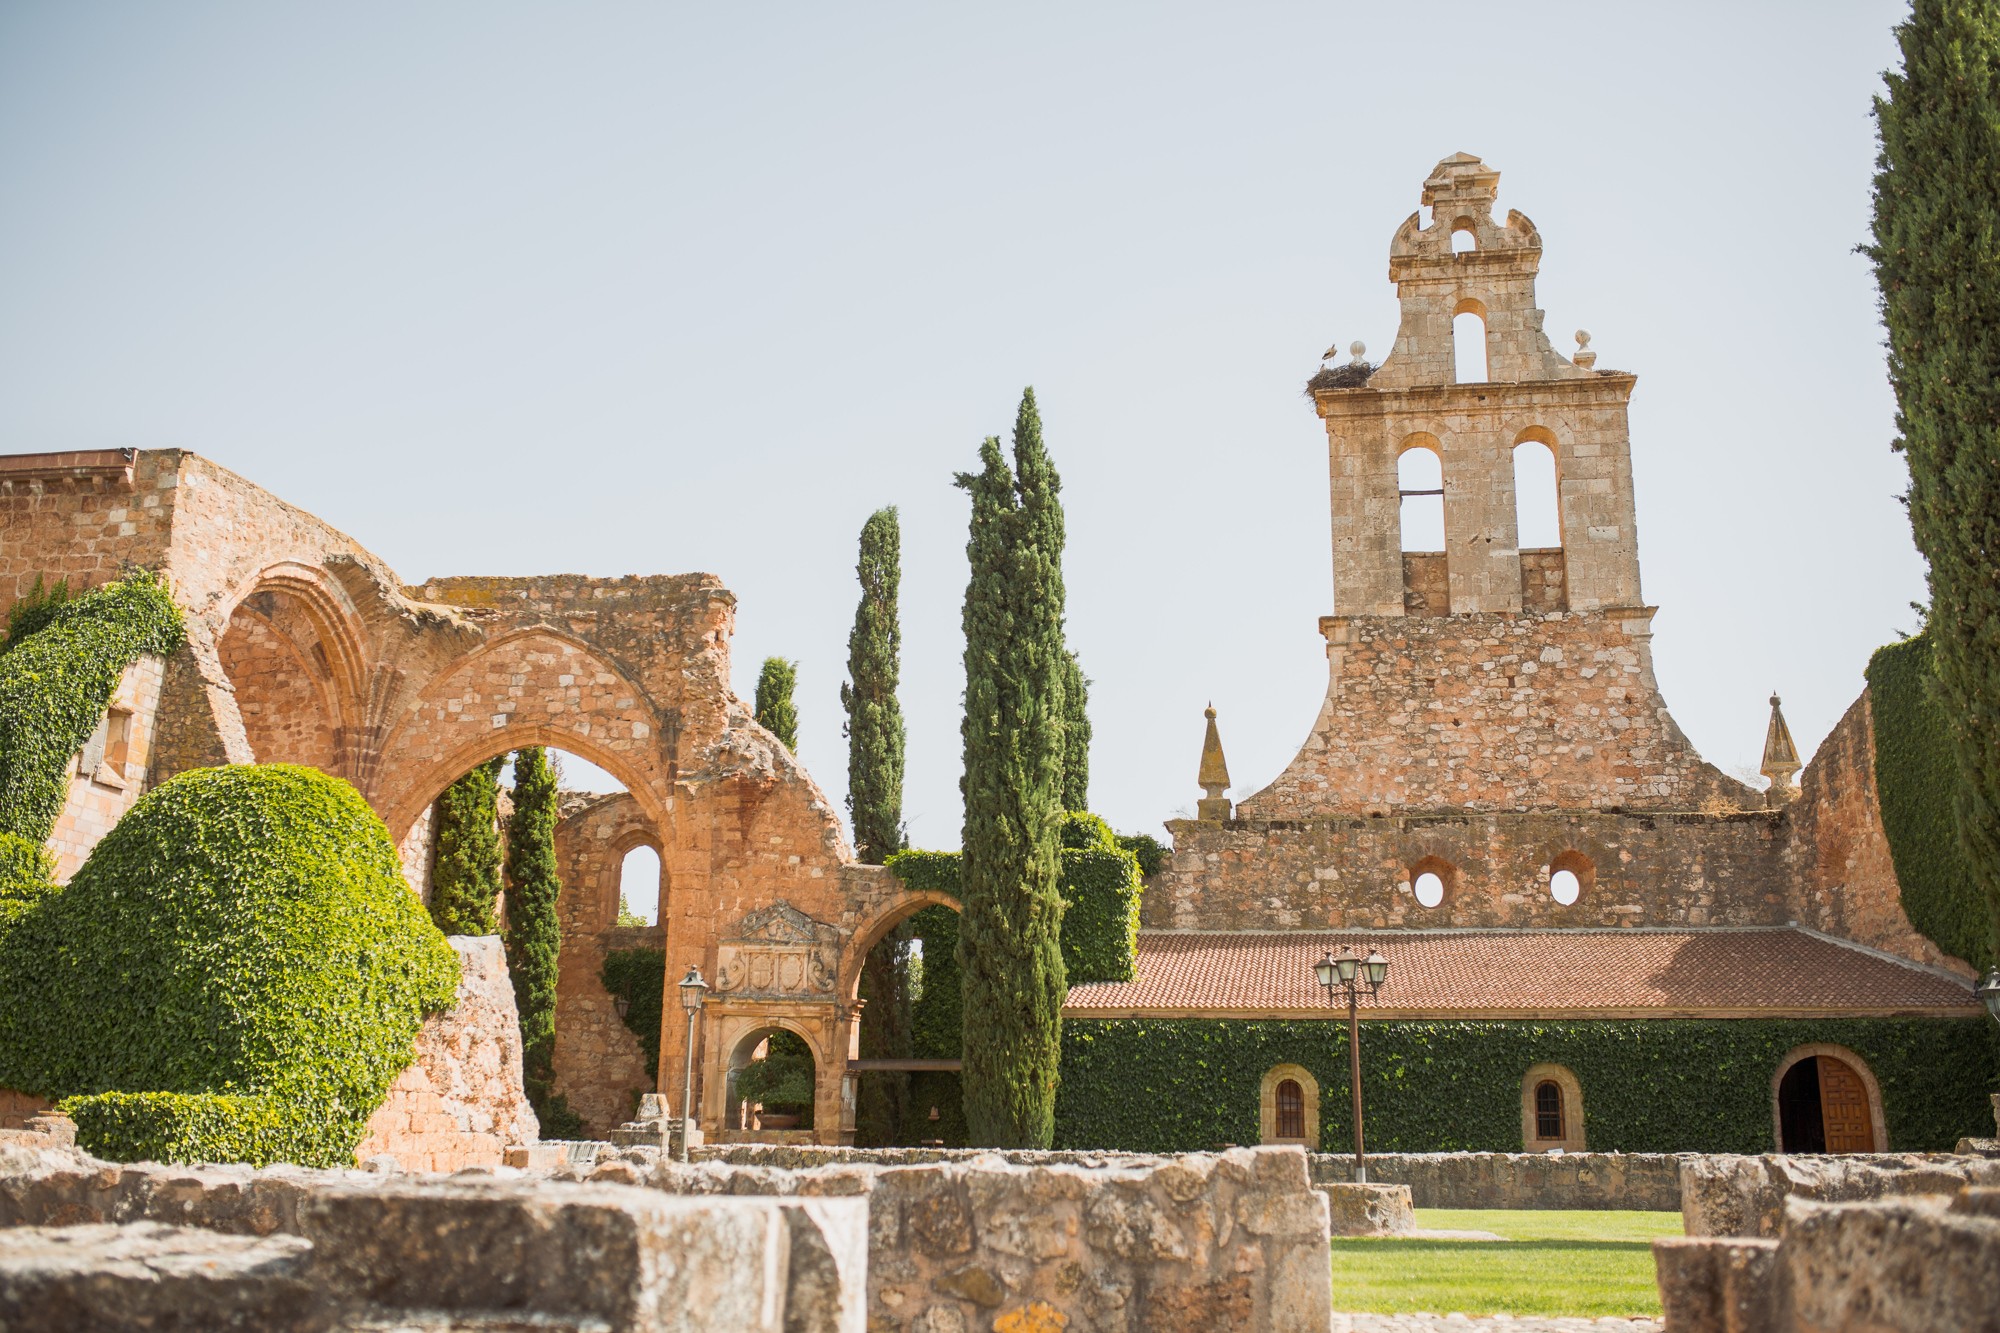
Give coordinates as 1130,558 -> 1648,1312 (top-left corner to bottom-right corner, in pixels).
1147,154 -> 1970,981
1242,151 -> 1749,820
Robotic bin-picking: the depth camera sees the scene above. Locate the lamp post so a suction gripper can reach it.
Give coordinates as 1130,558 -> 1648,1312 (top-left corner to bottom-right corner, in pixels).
1977,968 -> 2000,1027
677,965 -> 709,1163
1314,945 -> 1389,1183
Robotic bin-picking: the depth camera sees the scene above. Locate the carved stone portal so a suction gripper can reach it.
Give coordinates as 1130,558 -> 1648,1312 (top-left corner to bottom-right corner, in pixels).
712,901 -> 840,998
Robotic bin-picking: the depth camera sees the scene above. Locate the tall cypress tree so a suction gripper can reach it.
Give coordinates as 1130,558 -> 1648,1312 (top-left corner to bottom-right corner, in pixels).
428,757 -> 504,936
503,746 -> 577,1134
1869,0 -> 2000,955
954,386 -> 1068,1148
1060,650 -> 1091,811
756,657 -> 800,751
842,507 -> 907,864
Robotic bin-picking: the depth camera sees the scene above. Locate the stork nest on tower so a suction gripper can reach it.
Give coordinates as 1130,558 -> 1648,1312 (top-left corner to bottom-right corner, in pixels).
1306,361 -> 1375,395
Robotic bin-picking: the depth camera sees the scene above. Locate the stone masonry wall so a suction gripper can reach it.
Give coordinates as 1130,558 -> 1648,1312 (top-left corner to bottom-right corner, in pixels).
45,656 -> 165,882
1150,806 -> 1786,931
354,935 -> 538,1171
1784,689 -> 1973,973
1240,608 -> 1754,819
552,791 -> 663,1137
1311,1150 -> 1687,1212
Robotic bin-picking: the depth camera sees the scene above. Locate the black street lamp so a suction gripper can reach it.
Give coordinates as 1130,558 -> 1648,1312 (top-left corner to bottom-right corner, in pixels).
677,966 -> 709,1163
1314,945 -> 1389,1183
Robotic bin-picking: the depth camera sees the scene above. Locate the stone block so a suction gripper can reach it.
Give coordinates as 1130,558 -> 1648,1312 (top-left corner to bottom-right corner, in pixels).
1678,1152 -> 2000,1238
1651,1235 -> 1781,1333
0,1221 -> 322,1332
1315,1181 -> 1413,1236
1783,1191 -> 2000,1333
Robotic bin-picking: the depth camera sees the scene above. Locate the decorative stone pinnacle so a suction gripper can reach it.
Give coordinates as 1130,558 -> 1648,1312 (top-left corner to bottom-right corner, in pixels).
1573,329 -> 1596,370
1761,691 -> 1802,800
1349,341 -> 1367,366
1197,703 -> 1232,822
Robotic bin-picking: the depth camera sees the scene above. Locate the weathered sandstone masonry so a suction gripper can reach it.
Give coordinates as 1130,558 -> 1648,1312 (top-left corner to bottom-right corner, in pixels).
1154,153 -> 1971,979
0,446 -> 951,1144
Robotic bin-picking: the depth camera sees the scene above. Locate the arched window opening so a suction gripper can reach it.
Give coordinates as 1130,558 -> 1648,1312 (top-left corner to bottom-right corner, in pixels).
1398,446 -> 1445,553
1534,1081 -> 1565,1140
616,844 -> 662,926
1453,311 -> 1488,383
1414,871 -> 1445,909
1451,223 -> 1477,254
1275,1079 -> 1305,1139
1513,440 -> 1561,549
1549,868 -> 1580,906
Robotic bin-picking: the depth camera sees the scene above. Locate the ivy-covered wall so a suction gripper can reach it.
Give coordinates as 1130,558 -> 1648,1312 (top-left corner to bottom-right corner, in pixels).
1054,1016 -> 1998,1154
1867,634 -> 1997,971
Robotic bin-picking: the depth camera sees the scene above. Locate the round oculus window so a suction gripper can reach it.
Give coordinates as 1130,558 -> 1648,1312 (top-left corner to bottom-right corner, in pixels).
1413,871 -> 1445,908
1550,868 -> 1581,905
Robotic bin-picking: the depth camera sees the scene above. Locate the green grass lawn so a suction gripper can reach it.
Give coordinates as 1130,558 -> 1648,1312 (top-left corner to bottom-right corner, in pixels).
1328,1208 -> 1683,1318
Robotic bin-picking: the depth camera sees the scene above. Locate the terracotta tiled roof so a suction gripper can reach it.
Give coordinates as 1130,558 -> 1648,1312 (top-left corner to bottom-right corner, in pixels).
1062,929 -> 1981,1018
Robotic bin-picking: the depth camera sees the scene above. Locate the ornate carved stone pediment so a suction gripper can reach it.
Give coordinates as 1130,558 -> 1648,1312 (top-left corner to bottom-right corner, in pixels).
713,900 -> 840,999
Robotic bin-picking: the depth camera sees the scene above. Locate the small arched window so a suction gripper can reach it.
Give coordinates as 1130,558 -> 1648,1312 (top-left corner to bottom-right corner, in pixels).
1451,225 -> 1476,254
1535,1081 -> 1565,1140
1512,438 -> 1561,549
1453,309 -> 1488,383
1275,1080 -> 1305,1139
617,844 -> 662,926
1398,445 -> 1445,553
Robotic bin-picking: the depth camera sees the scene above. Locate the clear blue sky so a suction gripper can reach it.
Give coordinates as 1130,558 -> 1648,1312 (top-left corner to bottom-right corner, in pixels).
0,2 -> 1920,849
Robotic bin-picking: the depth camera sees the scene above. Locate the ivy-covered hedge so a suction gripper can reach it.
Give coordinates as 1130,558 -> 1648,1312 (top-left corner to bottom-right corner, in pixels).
602,946 -> 667,1079
1054,1016 -> 1999,1154
1867,634 -> 1996,971
0,764 -> 460,1167
885,813 -> 1141,989
0,572 -> 184,844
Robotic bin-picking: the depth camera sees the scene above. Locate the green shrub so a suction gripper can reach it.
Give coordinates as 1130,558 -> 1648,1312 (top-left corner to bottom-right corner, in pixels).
502,747 -> 568,1132
601,947 -> 666,1080
1868,634 -> 1995,970
0,764 -> 460,1167
907,903 -> 963,1060
428,758 -> 503,936
59,1091 -> 340,1168
1054,1016 -> 1999,1154
0,572 -> 184,845
1115,832 -> 1169,880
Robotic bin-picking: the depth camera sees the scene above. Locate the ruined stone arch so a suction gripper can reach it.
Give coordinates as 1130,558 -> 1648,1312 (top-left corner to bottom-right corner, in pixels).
368,627 -> 676,851
216,562 -> 371,776
837,889 -> 962,1006
719,1016 -> 829,1131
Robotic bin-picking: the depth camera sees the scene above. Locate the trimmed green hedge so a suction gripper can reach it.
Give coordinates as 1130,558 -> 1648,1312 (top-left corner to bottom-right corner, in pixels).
0,572 -> 184,844
60,1091 -> 341,1168
0,764 -> 460,1167
907,903 -> 963,1060
885,814 -> 1141,989
1054,1017 -> 2000,1154
602,947 -> 666,1080
1867,634 -> 1996,970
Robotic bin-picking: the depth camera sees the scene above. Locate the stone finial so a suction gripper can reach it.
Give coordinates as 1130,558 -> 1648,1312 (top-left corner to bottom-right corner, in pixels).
1573,329 -> 1596,370
1761,693 -> 1802,801
1349,341 -> 1368,366
1197,704 -> 1232,822
1420,152 -> 1500,217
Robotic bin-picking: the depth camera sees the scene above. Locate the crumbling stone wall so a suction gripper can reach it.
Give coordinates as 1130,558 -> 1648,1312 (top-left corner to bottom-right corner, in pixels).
1151,806 -> 1787,931
45,656 -> 166,881
1783,690 -> 1973,973
354,936 -> 539,1171
552,791 -> 664,1137
1312,1150 -> 1687,1211
1678,1152 -> 2000,1239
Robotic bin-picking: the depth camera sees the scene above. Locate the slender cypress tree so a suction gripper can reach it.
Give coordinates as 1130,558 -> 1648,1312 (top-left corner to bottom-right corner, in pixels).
842,507 -> 907,864
503,746 -> 576,1134
1868,0 -> 2000,955
756,656 -> 800,751
954,387 -> 1068,1148
1060,650 -> 1091,811
428,757 -> 504,936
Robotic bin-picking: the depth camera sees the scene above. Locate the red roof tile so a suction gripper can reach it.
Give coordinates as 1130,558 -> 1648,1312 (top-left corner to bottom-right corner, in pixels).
1062,929 -> 1980,1018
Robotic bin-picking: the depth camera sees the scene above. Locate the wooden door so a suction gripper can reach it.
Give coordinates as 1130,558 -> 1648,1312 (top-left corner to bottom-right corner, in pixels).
1816,1056 -> 1875,1153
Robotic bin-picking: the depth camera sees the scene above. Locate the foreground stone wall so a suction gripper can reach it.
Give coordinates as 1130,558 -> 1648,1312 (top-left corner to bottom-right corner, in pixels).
1655,1186 -> 2000,1332
0,1138 -> 866,1333
1312,1150 -> 1687,1212
595,1143 -> 1334,1332
354,935 -> 539,1171
1678,1151 -> 2000,1239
